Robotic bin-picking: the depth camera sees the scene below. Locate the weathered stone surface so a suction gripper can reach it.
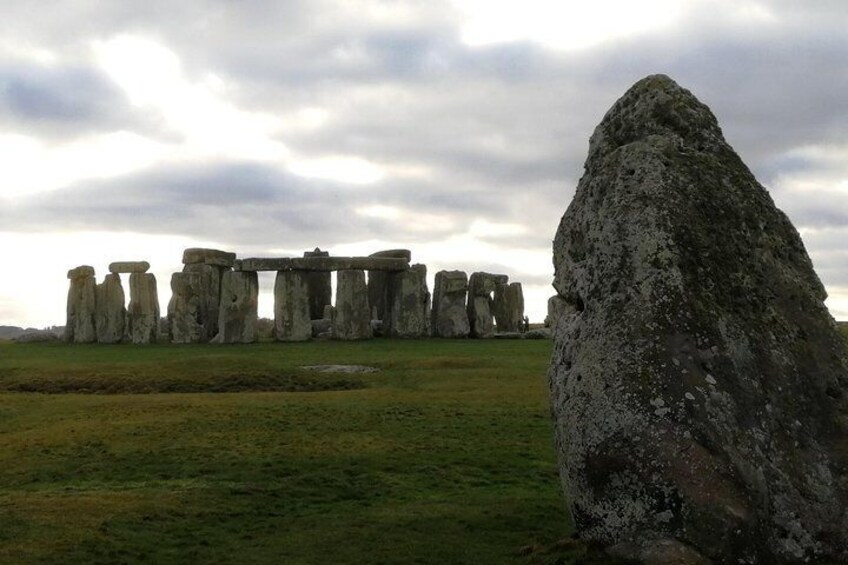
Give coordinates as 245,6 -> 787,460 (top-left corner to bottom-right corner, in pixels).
182,248 -> 236,267
303,248 -> 332,319
431,270 -> 469,338
493,282 -> 524,333
333,270 -> 371,340
466,272 -> 507,338
213,270 -> 258,344
370,249 -> 412,261
64,268 -> 96,343
238,256 -> 409,272
127,273 -> 159,344
67,265 -> 95,279
366,251 -> 411,321
274,270 -> 311,342
384,264 -> 430,338
311,318 -> 332,338
95,273 -> 126,343
167,272 -> 202,344
549,75 -> 848,563
183,263 -> 228,342
108,261 -> 150,274
544,295 -> 572,329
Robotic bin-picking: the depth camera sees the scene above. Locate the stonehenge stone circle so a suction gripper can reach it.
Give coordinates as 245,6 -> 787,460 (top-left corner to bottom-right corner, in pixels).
549,75 -> 848,563
167,272 -> 202,344
368,249 -> 413,321
108,261 -> 150,274
65,265 -> 97,343
493,282 -> 524,333
384,263 -> 430,338
333,269 -> 372,340
467,272 -> 508,338
95,273 -> 126,344
238,256 -> 409,272
431,270 -> 470,338
182,248 -> 234,342
303,248 -> 332,320
213,270 -> 258,344
274,270 -> 312,342
127,273 -> 160,344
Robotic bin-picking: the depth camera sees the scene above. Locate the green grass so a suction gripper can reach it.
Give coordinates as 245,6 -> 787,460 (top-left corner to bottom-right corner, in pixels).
0,340 -> 612,564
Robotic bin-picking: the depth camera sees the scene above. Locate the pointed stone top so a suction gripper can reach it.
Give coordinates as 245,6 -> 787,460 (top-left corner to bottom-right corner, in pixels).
588,74 -> 725,163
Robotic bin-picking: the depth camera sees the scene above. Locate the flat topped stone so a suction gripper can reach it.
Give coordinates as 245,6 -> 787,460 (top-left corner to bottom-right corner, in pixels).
67,265 -> 95,279
369,249 -> 412,262
182,248 -> 236,267
237,256 -> 409,272
109,261 -> 150,274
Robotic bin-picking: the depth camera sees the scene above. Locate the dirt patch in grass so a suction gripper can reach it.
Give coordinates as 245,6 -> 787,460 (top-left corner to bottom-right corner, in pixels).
0,370 -> 365,394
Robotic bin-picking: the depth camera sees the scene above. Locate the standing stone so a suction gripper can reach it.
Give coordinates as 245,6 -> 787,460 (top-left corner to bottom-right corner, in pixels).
127,273 -> 159,344
368,249 -> 413,321
213,270 -> 258,344
466,272 -> 508,338
167,272 -> 202,344
274,270 -> 312,342
385,264 -> 430,338
544,295 -> 571,328
549,75 -> 848,563
333,270 -> 371,340
183,263 -> 228,342
431,270 -> 470,338
95,273 -> 126,344
493,282 -> 524,333
65,266 -> 96,343
303,248 -> 332,319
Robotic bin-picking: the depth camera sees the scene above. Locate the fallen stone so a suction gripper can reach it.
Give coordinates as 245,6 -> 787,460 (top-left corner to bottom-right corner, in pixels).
493,282 -> 524,333
64,267 -> 96,343
127,273 -> 159,344
95,273 -> 126,344
274,270 -> 312,342
108,261 -> 150,274
13,331 -> 60,343
431,270 -> 470,338
167,272 -> 202,344
333,270 -> 372,340
549,74 -> 848,563
213,270 -> 258,344
303,248 -> 332,319
182,248 -> 236,267
300,365 -> 379,374
524,328 -> 552,340
238,256 -> 409,272
384,264 -> 430,338
311,318 -> 332,338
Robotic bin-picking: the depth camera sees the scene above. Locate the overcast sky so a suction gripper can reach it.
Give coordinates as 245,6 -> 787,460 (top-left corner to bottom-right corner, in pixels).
1,0 -> 846,327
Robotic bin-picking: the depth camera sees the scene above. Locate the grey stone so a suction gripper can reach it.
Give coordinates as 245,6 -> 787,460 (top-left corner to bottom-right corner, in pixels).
67,265 -> 95,279
322,304 -> 334,320
14,332 -> 60,343
213,270 -> 258,344
108,261 -> 150,274
466,272 -> 507,338
544,295 -> 572,328
549,75 -> 848,563
238,256 -> 409,272
431,270 -> 469,338
274,270 -> 312,342
127,273 -> 159,344
303,248 -> 332,319
370,249 -> 412,261
333,270 -> 372,340
493,282 -> 524,332
300,365 -> 379,374
64,268 -> 96,343
368,250 -> 415,322
311,318 -> 332,338
384,264 -> 430,338
167,272 -> 202,344
182,248 -> 236,267
95,273 -> 126,343
183,263 -> 228,342
524,328 -> 552,340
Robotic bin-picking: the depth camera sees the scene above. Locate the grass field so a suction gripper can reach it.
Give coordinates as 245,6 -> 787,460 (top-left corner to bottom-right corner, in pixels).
0,339 -> 610,564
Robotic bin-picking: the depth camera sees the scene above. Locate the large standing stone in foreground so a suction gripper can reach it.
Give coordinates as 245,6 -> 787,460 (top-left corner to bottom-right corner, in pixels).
384,264 -> 430,338
333,270 -> 371,340
167,272 -> 202,344
183,263 -> 228,342
127,273 -> 159,344
95,273 -> 126,343
65,266 -> 96,343
431,270 -> 469,338
466,272 -> 508,338
213,270 -> 258,344
549,75 -> 848,563
493,282 -> 524,333
303,248 -> 332,320
274,270 -> 312,341
368,250 -> 413,321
